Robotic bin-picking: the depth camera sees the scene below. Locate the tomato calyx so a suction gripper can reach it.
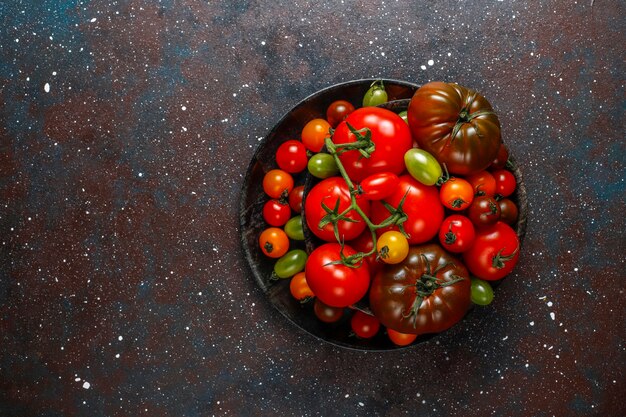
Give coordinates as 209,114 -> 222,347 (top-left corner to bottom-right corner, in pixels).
263,241 -> 274,254
400,255 -> 466,328
318,198 -> 360,243
492,245 -> 520,269
450,198 -> 467,209
329,122 -> 376,159
444,228 -> 457,245
452,93 -> 497,142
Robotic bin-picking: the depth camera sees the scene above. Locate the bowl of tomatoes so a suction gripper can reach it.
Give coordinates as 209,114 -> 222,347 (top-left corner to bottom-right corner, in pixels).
240,79 -> 526,350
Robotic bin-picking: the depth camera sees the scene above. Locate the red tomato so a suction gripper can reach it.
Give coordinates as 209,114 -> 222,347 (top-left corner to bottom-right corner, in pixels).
438,215 -> 476,253
262,199 -> 291,226
332,107 -> 412,182
492,169 -> 517,197
304,177 -> 370,242
439,177 -> 474,210
358,172 -> 399,201
326,100 -> 355,128
350,311 -> 380,339
465,171 -> 497,197
490,144 -> 509,170
262,169 -> 294,199
305,243 -> 370,307
467,196 -> 501,228
258,228 -> 289,258
370,175 -> 444,245
275,140 -> 308,173
347,229 -> 381,278
288,185 -> 304,212
387,329 -> 417,346
313,299 -> 344,323
301,119 -> 331,152
463,222 -> 520,281
289,272 -> 314,301
498,198 -> 519,226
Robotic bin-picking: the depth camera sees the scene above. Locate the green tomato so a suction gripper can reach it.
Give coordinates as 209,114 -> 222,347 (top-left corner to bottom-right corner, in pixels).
274,249 -> 307,279
284,215 -> 304,241
362,81 -> 388,107
307,153 -> 338,178
404,148 -> 442,186
398,110 -> 408,124
471,277 -> 494,306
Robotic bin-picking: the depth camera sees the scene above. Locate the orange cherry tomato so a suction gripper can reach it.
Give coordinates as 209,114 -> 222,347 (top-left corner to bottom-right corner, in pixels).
262,169 -> 294,199
387,329 -> 418,346
439,177 -> 474,210
289,272 -> 315,301
301,118 -> 331,152
258,227 -> 289,258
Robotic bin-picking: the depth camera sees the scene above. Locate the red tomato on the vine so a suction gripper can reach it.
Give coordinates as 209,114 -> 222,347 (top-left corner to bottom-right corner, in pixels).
305,243 -> 370,308
370,175 -> 444,245
438,215 -> 476,253
332,107 -> 412,182
463,221 -> 520,281
276,140 -> 308,173
304,177 -> 370,242
359,172 -> 399,201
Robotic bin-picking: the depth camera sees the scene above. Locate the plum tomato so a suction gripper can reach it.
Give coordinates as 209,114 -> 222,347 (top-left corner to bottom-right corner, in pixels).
376,231 -> 409,264
350,311 -> 380,339
263,199 -> 291,226
439,177 -> 474,211
470,277 -> 494,305
438,215 -> 476,253
326,100 -> 355,128
274,249 -> 307,279
387,329 -> 417,346
358,172 -> 399,201
492,169 -> 517,197
370,175 -> 444,245
289,272 -> 314,301
259,227 -> 289,259
465,170 -> 497,197
498,198 -> 519,226
275,140 -> 308,173
463,222 -> 520,281
305,243 -> 370,308
404,148 -> 443,186
304,177 -> 370,242
301,118 -> 331,152
313,299 -> 344,323
288,185 -> 304,212
362,80 -> 388,107
332,107 -> 412,182
284,215 -> 304,241
307,153 -> 339,179
468,195 -> 501,228
263,169 -> 294,199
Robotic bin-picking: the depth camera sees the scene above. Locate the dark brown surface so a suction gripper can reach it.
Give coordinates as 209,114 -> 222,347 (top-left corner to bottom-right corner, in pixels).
1,1 -> 624,416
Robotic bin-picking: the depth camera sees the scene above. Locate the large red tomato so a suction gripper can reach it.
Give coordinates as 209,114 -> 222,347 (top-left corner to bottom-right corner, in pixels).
407,82 -> 501,176
305,243 -> 370,308
369,243 -> 471,335
304,177 -> 370,242
463,221 -> 520,281
332,107 -> 412,182
370,175 -> 444,244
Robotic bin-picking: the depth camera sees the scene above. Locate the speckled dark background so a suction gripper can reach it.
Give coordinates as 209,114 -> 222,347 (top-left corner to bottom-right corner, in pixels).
1,0 -> 624,416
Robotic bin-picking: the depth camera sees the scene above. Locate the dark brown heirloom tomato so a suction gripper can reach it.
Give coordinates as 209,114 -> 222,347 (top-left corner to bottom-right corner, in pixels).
369,244 -> 471,335
407,82 -> 502,176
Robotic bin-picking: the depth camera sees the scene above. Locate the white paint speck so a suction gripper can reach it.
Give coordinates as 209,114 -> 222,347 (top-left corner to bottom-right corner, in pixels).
52,71 -> 57,76
550,312 -> 555,320
530,321 -> 535,326
427,59 -> 434,66
115,353 -> 120,358
138,172 -> 143,178
547,301 -> 553,307
118,335 -> 123,341
420,65 -> 427,70
44,83 -> 50,93
90,18 -> 97,22
83,381 -> 91,389
574,267 -> 578,272
261,41 -> 266,45
358,402 -> 364,407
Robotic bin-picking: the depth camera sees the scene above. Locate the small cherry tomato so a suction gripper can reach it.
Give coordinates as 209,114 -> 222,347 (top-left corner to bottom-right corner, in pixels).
313,299 -> 343,323
359,172 -> 399,201
471,277 -> 494,305
468,196 -> 501,228
350,311 -> 380,338
439,177 -> 474,210
274,249 -> 307,279
362,80 -> 388,107
438,215 -> 476,253
288,185 -> 304,212
301,118 -> 331,152
490,144 -> 509,170
465,171 -> 497,197
289,272 -> 314,301
404,148 -> 443,186
307,153 -> 338,179
259,227 -> 289,258
498,198 -> 519,226
275,140 -> 308,173
492,169 -> 517,197
376,231 -> 409,264
284,215 -> 304,241
262,169 -> 294,199
326,100 -> 355,128
463,222 -> 520,281
387,329 -> 417,346
262,199 -> 291,226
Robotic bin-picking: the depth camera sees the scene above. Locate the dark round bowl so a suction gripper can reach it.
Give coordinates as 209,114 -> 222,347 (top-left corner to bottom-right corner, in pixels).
239,79 -> 527,351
